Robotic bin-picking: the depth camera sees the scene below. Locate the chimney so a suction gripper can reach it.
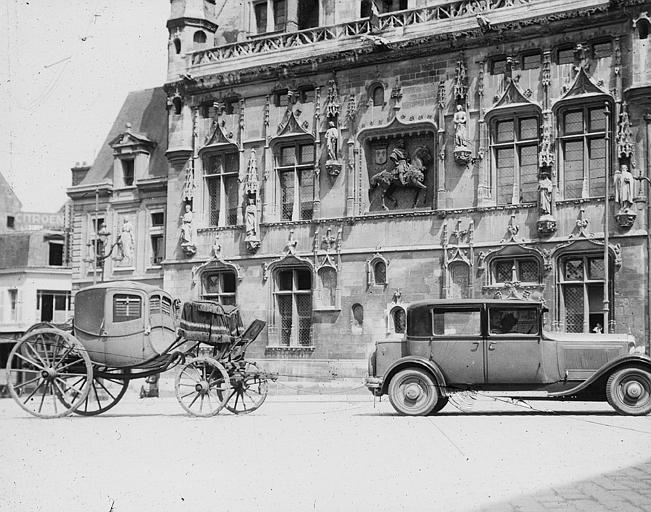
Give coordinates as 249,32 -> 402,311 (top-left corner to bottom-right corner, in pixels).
71,161 -> 91,186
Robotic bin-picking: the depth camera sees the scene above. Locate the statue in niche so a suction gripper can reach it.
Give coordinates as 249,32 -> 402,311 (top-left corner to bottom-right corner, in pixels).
614,163 -> 634,210
538,175 -> 553,215
115,218 -> 135,265
244,195 -> 260,253
453,105 -> 468,149
369,145 -> 431,211
453,105 -> 472,164
324,120 -> 342,177
180,203 -> 196,255
325,121 -> 339,161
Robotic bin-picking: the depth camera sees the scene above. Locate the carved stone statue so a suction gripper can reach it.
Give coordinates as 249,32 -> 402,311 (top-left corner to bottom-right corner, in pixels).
614,163 -> 634,210
325,121 -> 339,161
538,176 -> 553,215
244,196 -> 260,253
453,105 -> 468,149
245,197 -> 257,238
324,121 -> 342,176
117,218 -> 135,265
181,204 -> 193,244
180,203 -> 196,255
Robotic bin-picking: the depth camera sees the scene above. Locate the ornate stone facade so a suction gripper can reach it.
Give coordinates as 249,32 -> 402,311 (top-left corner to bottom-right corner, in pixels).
68,0 -> 651,378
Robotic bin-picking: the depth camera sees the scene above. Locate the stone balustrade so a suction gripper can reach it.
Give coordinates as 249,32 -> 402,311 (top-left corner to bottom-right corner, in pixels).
189,0 -> 534,67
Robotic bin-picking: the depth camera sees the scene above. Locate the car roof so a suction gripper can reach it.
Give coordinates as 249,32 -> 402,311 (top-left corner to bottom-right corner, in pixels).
76,281 -> 169,295
407,299 -> 544,309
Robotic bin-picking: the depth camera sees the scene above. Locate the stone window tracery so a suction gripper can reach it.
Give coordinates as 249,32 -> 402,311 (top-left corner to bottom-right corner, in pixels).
204,151 -> 240,227
491,257 -> 540,284
390,306 -> 406,334
273,267 -> 313,346
558,253 -> 613,333
558,104 -> 607,199
490,114 -> 539,205
202,271 -> 237,305
366,253 -> 389,288
275,141 -> 315,221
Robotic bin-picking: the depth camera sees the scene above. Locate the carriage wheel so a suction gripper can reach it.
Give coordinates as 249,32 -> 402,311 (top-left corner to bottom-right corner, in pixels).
175,357 -> 231,417
6,328 -> 92,418
58,369 -> 130,416
223,362 -> 269,415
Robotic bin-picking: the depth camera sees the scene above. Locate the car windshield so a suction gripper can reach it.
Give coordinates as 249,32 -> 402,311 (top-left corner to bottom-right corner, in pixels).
489,307 -> 538,335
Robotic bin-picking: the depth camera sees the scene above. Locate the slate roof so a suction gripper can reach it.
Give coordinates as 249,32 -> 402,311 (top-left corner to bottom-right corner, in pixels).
78,87 -> 168,186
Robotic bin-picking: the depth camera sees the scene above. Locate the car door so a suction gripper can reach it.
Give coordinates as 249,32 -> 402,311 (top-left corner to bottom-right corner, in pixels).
429,306 -> 484,385
485,305 -> 544,384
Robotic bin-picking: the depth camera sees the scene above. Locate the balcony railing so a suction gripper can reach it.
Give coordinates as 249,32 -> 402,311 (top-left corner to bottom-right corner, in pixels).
189,0 -> 533,66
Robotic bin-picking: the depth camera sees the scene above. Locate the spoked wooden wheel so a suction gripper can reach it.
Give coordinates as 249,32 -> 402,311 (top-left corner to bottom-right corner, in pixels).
175,357 -> 231,417
58,368 -> 130,416
6,328 -> 92,418
224,362 -> 269,415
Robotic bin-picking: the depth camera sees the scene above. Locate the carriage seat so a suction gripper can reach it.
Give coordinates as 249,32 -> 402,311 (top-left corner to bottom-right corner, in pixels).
178,300 -> 243,345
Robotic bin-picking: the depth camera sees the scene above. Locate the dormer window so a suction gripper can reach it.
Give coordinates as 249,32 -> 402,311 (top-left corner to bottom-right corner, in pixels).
122,159 -> 135,186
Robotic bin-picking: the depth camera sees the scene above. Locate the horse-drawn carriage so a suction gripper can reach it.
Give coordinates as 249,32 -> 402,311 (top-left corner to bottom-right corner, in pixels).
5,281 -> 273,418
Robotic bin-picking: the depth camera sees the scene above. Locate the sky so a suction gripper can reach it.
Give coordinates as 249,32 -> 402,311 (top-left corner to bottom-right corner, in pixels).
1,0 -> 170,212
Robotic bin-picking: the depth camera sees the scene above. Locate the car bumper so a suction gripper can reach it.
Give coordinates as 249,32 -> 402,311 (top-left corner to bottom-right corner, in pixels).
364,376 -> 383,396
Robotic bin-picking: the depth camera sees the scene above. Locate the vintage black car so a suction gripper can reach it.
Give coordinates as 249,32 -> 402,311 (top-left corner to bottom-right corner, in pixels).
365,299 -> 651,416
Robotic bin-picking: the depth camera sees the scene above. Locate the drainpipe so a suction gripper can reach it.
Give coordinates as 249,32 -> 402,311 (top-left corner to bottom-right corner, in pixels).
603,102 -> 610,332
645,114 -> 651,353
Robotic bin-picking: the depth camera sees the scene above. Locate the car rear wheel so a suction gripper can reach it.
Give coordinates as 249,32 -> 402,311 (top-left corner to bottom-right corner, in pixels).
429,396 -> 449,415
388,368 -> 439,416
606,367 -> 651,416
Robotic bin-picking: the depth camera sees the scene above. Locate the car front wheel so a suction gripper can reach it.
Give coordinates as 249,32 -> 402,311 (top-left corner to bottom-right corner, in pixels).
606,367 -> 651,416
388,368 -> 439,416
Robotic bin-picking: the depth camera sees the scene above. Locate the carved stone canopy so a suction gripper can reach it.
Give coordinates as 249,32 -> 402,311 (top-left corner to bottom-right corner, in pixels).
108,124 -> 155,155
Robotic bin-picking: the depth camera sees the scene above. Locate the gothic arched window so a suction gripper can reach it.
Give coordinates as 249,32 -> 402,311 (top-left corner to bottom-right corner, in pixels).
490,113 -> 539,205
274,267 -> 313,346
371,84 -> 384,106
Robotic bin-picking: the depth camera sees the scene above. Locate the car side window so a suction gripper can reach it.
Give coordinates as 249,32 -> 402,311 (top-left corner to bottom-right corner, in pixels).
489,307 -> 538,335
433,309 -> 480,336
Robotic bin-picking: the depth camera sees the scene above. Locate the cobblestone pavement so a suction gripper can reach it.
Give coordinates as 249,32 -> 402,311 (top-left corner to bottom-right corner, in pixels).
478,459 -> 651,512
2,383 -> 651,512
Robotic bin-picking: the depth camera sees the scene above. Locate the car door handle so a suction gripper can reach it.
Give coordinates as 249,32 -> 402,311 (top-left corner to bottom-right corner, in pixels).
470,342 -> 480,352
488,342 -> 496,351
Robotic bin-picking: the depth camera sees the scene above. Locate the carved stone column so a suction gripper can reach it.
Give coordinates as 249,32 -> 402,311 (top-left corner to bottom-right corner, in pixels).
436,80 -> 447,208
262,96 -> 274,222
476,61 -> 491,206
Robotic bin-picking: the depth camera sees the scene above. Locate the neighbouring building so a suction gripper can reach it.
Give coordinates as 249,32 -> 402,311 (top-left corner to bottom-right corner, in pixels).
0,174 -> 72,376
68,0 -> 651,378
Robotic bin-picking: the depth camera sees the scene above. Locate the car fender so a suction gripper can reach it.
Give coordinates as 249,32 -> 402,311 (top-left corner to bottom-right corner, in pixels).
381,356 -> 448,396
549,354 -> 651,397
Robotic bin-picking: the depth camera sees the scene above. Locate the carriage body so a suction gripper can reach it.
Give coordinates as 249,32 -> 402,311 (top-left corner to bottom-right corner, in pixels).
6,280 -> 272,418
73,281 -> 178,367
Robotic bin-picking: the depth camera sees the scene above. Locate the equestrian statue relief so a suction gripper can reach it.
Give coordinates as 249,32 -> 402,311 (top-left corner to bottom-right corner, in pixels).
369,145 -> 432,211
